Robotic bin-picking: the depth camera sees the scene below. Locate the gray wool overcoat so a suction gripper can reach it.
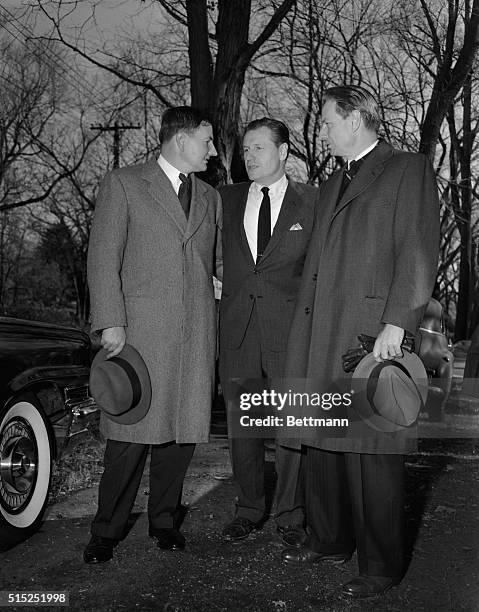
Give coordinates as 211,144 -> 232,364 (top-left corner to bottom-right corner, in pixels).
87,158 -> 222,444
281,141 -> 440,454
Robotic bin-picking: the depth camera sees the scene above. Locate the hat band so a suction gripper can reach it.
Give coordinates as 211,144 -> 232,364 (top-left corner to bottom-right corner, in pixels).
105,356 -> 142,416
366,359 -> 424,418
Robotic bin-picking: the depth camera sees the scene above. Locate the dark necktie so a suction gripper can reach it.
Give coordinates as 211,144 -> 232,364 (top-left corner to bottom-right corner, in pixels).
257,186 -> 271,263
337,158 -> 363,204
178,173 -> 191,219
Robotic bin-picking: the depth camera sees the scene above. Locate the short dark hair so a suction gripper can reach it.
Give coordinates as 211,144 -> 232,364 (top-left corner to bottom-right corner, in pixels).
243,117 -> 290,153
324,85 -> 381,132
159,106 -> 211,144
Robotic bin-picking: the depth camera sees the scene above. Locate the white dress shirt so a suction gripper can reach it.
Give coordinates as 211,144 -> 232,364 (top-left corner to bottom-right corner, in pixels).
348,140 -> 379,168
158,154 -> 187,195
244,174 -> 288,260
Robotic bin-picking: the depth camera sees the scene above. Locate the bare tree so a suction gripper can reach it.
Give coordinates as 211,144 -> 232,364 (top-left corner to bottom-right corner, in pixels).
33,0 -> 296,180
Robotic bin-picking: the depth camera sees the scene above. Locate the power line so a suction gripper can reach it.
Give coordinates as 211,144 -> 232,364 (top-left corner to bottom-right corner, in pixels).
0,3 -> 105,104
91,121 -> 141,168
0,4 -> 107,109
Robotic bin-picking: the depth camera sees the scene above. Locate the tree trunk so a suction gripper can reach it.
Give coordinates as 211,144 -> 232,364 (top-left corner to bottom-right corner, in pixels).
419,0 -> 479,160
213,0 -> 251,182
448,72 -> 475,341
186,0 -> 215,118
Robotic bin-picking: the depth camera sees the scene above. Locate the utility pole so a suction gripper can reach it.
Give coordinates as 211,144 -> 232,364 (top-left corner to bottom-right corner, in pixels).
91,121 -> 141,168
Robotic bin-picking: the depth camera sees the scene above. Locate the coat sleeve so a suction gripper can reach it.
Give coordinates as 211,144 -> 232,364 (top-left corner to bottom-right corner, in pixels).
381,154 -> 440,334
87,170 -> 128,333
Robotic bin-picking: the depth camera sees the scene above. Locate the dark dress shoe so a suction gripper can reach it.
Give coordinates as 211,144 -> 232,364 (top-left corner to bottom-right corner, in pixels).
83,535 -> 116,564
276,524 -> 306,547
282,545 -> 351,565
341,575 -> 398,599
222,517 -> 262,542
154,528 -> 185,550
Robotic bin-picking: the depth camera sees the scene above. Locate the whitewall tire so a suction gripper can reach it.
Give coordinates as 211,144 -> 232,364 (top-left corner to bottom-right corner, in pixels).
0,395 -> 52,547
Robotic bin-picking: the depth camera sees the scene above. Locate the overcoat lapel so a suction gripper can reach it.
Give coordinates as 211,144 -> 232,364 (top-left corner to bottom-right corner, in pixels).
332,141 -> 395,220
316,172 -> 342,249
141,159 -> 187,233
184,176 -> 209,242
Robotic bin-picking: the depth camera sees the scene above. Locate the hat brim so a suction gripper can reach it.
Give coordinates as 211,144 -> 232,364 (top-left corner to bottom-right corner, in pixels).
351,351 -> 428,432
90,344 -> 152,425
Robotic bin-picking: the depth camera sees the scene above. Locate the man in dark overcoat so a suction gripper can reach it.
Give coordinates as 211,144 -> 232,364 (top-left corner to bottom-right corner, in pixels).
219,118 -> 318,545
84,107 -> 222,563
281,86 -> 440,598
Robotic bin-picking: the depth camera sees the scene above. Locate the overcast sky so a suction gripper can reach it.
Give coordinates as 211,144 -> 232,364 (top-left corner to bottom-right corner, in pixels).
1,1 -> 161,57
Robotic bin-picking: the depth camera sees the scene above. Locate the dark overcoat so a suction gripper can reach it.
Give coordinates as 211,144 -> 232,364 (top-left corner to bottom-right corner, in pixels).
87,159 -> 222,444
282,141 -> 440,453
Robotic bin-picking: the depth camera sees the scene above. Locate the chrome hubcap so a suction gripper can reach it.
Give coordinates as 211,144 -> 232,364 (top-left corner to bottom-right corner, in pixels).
0,417 -> 37,513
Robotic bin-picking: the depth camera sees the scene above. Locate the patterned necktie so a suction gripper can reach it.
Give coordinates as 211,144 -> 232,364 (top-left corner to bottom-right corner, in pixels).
257,186 -> 271,263
337,159 -> 363,204
178,173 -> 191,219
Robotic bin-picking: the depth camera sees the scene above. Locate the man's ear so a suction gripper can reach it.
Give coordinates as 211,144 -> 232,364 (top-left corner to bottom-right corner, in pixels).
279,142 -> 289,162
351,109 -> 362,133
175,131 -> 186,152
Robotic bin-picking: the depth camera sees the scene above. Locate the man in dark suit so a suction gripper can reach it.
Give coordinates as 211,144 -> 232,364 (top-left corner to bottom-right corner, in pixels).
84,107 -> 222,563
281,86 -> 439,598
219,118 -> 318,545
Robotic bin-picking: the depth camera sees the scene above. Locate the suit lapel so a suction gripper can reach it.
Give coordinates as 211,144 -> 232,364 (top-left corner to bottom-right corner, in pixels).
141,159 -> 186,233
259,180 -> 299,264
235,183 -> 256,265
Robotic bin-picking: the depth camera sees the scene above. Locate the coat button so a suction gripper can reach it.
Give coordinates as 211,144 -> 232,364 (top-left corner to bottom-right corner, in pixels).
312,274 -> 318,281
249,294 -> 254,299
304,307 -> 311,314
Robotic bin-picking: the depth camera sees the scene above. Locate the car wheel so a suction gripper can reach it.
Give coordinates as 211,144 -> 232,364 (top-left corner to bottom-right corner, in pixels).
0,394 -> 52,550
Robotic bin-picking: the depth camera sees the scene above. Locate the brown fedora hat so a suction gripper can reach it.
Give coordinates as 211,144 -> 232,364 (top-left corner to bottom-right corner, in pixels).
351,351 -> 428,432
89,344 -> 152,425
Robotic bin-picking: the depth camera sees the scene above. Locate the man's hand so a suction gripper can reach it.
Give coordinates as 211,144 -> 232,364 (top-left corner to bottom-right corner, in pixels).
373,324 -> 405,362
101,326 -> 126,359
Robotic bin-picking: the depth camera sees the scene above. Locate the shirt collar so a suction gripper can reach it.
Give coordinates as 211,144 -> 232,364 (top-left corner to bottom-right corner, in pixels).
158,154 -> 187,186
252,173 -> 288,197
350,140 -> 379,166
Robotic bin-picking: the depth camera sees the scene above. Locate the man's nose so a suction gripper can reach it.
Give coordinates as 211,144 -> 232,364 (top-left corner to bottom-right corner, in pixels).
209,142 -> 217,156
319,126 -> 328,140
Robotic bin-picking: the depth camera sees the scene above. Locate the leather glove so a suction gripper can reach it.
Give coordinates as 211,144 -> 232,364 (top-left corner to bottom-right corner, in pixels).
341,333 -> 415,374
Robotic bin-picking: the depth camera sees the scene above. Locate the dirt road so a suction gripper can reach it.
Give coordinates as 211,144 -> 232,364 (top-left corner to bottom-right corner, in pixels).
2,437 -> 479,611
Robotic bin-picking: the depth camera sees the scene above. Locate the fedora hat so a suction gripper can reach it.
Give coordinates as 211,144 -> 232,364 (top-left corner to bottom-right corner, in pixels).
89,344 -> 152,425
351,350 -> 428,433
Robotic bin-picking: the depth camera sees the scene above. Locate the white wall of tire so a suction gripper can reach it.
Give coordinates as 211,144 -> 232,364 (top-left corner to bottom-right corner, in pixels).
0,399 -> 51,530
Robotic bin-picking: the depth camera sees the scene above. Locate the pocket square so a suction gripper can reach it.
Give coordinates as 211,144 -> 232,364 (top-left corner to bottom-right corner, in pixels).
289,223 -> 303,231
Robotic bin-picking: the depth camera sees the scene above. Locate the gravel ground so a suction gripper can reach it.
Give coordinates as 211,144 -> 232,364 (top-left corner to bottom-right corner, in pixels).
2,436 -> 479,612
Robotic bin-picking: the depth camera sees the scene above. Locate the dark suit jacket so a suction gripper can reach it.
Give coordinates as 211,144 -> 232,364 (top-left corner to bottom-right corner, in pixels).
219,179 -> 318,363
282,141 -> 440,453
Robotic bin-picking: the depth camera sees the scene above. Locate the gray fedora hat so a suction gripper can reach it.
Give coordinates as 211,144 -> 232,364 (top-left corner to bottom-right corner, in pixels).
351,351 -> 428,432
89,344 -> 152,425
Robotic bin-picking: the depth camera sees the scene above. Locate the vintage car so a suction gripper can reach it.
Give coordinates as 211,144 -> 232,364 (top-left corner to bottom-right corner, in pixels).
0,317 -> 98,550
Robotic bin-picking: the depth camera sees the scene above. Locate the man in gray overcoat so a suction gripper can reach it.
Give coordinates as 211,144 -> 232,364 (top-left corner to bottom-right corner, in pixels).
281,86 -> 440,599
84,107 -> 222,563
